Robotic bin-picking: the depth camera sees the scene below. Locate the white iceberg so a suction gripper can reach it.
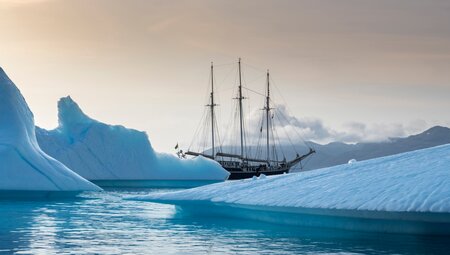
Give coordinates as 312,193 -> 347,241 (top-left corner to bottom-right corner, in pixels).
0,67 -> 101,197
36,96 -> 229,187
136,144 -> 450,235
348,159 -> 357,164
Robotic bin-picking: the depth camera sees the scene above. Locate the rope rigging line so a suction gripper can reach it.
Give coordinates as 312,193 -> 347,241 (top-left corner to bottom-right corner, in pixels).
242,86 -> 266,97
273,108 -> 299,155
269,75 -> 315,149
274,104 -> 314,152
242,74 -> 266,88
216,63 -> 242,157
188,106 -> 208,151
271,116 -> 286,161
254,108 -> 265,160
241,62 -> 267,73
270,117 -> 280,162
216,64 -> 237,93
214,111 -> 223,154
186,59 -> 316,171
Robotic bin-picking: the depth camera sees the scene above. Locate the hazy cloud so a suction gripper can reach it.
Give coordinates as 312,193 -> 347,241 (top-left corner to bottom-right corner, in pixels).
246,104 -> 429,145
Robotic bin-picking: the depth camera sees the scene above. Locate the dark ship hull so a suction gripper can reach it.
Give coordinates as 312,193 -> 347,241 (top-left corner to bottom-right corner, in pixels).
187,148 -> 315,180
217,159 -> 293,180
226,167 -> 290,180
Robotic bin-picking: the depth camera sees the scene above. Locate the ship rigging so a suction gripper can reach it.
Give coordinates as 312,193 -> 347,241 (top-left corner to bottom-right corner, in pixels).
183,59 -> 315,180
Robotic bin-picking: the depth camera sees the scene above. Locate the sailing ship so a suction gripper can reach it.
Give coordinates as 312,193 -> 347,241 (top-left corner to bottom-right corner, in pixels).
182,59 -> 315,180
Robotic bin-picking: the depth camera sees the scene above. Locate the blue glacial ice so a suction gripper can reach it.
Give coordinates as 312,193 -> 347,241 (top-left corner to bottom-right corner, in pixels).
0,67 -> 101,197
135,144 -> 450,235
36,96 -> 229,185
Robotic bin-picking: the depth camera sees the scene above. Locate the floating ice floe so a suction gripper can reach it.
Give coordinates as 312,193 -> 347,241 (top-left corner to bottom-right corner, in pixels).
348,159 -> 357,164
36,97 -> 229,187
134,144 -> 450,235
0,67 -> 101,198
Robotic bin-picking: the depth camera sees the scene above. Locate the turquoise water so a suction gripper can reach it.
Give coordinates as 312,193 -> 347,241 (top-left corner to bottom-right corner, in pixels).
0,188 -> 448,254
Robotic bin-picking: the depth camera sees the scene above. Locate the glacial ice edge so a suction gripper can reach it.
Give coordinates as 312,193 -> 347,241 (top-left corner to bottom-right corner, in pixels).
172,201 -> 450,235
133,144 -> 450,235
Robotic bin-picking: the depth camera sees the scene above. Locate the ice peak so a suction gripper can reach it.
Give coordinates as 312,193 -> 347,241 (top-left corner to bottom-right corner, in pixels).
58,96 -> 94,131
0,67 -> 101,193
0,67 -> 11,84
0,67 -> 12,85
0,67 -> 35,145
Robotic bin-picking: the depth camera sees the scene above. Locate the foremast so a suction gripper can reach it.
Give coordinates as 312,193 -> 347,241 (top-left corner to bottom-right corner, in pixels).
207,62 -> 217,158
185,62 -> 217,160
237,58 -> 245,161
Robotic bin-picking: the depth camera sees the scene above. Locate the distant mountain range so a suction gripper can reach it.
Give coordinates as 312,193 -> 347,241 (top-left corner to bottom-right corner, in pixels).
297,126 -> 450,171
208,126 -> 450,171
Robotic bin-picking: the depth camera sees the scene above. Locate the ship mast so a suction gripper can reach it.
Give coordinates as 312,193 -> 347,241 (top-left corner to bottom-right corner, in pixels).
265,70 -> 270,164
208,62 -> 216,158
238,58 -> 245,160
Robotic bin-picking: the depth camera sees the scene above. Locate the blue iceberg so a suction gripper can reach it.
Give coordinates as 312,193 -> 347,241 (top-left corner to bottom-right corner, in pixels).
36,96 -> 229,187
135,144 -> 450,235
0,67 -> 101,198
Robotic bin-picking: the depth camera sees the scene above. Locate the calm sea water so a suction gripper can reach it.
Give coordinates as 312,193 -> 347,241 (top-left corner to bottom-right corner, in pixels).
0,188 -> 448,254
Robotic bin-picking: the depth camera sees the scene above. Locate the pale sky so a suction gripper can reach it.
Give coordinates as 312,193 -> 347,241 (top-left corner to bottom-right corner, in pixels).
1,0 -> 449,152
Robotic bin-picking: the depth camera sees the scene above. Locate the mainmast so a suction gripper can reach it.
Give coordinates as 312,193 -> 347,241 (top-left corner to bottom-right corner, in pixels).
208,62 -> 216,158
265,70 -> 270,164
238,58 -> 245,160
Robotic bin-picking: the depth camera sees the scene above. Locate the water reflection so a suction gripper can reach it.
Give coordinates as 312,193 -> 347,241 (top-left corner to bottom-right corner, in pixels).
0,189 -> 448,254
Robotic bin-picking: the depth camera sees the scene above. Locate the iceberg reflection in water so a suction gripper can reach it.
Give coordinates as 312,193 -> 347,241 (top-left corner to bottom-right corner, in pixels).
0,188 -> 448,255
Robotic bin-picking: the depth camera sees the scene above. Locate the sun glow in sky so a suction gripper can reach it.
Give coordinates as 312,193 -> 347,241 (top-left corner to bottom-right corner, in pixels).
1,0 -> 449,151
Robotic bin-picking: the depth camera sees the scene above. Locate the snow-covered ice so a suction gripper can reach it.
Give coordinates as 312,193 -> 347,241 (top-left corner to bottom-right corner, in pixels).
0,67 -> 101,196
36,96 -> 229,184
348,159 -> 357,164
135,144 -> 450,234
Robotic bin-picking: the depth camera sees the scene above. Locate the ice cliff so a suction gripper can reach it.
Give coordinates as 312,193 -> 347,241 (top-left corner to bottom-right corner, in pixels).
36,97 -> 229,182
0,67 -> 101,194
137,144 -> 450,234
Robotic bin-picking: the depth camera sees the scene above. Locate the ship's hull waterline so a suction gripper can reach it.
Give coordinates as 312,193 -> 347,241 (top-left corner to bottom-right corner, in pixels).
225,167 -> 290,180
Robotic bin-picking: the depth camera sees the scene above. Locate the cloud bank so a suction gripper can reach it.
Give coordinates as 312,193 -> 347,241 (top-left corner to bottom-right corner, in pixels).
246,104 -> 428,145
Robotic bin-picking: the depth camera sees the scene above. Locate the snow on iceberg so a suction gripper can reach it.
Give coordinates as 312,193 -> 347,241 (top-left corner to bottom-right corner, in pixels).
348,159 -> 357,164
36,96 -> 229,186
135,144 -> 450,235
0,67 -> 101,197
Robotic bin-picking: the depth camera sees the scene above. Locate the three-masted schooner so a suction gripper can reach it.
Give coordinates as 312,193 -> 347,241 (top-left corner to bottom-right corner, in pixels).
183,59 -> 315,180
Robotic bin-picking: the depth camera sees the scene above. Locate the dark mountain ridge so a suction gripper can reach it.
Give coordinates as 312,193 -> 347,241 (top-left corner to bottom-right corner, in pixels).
206,126 -> 450,171
300,125 -> 450,171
